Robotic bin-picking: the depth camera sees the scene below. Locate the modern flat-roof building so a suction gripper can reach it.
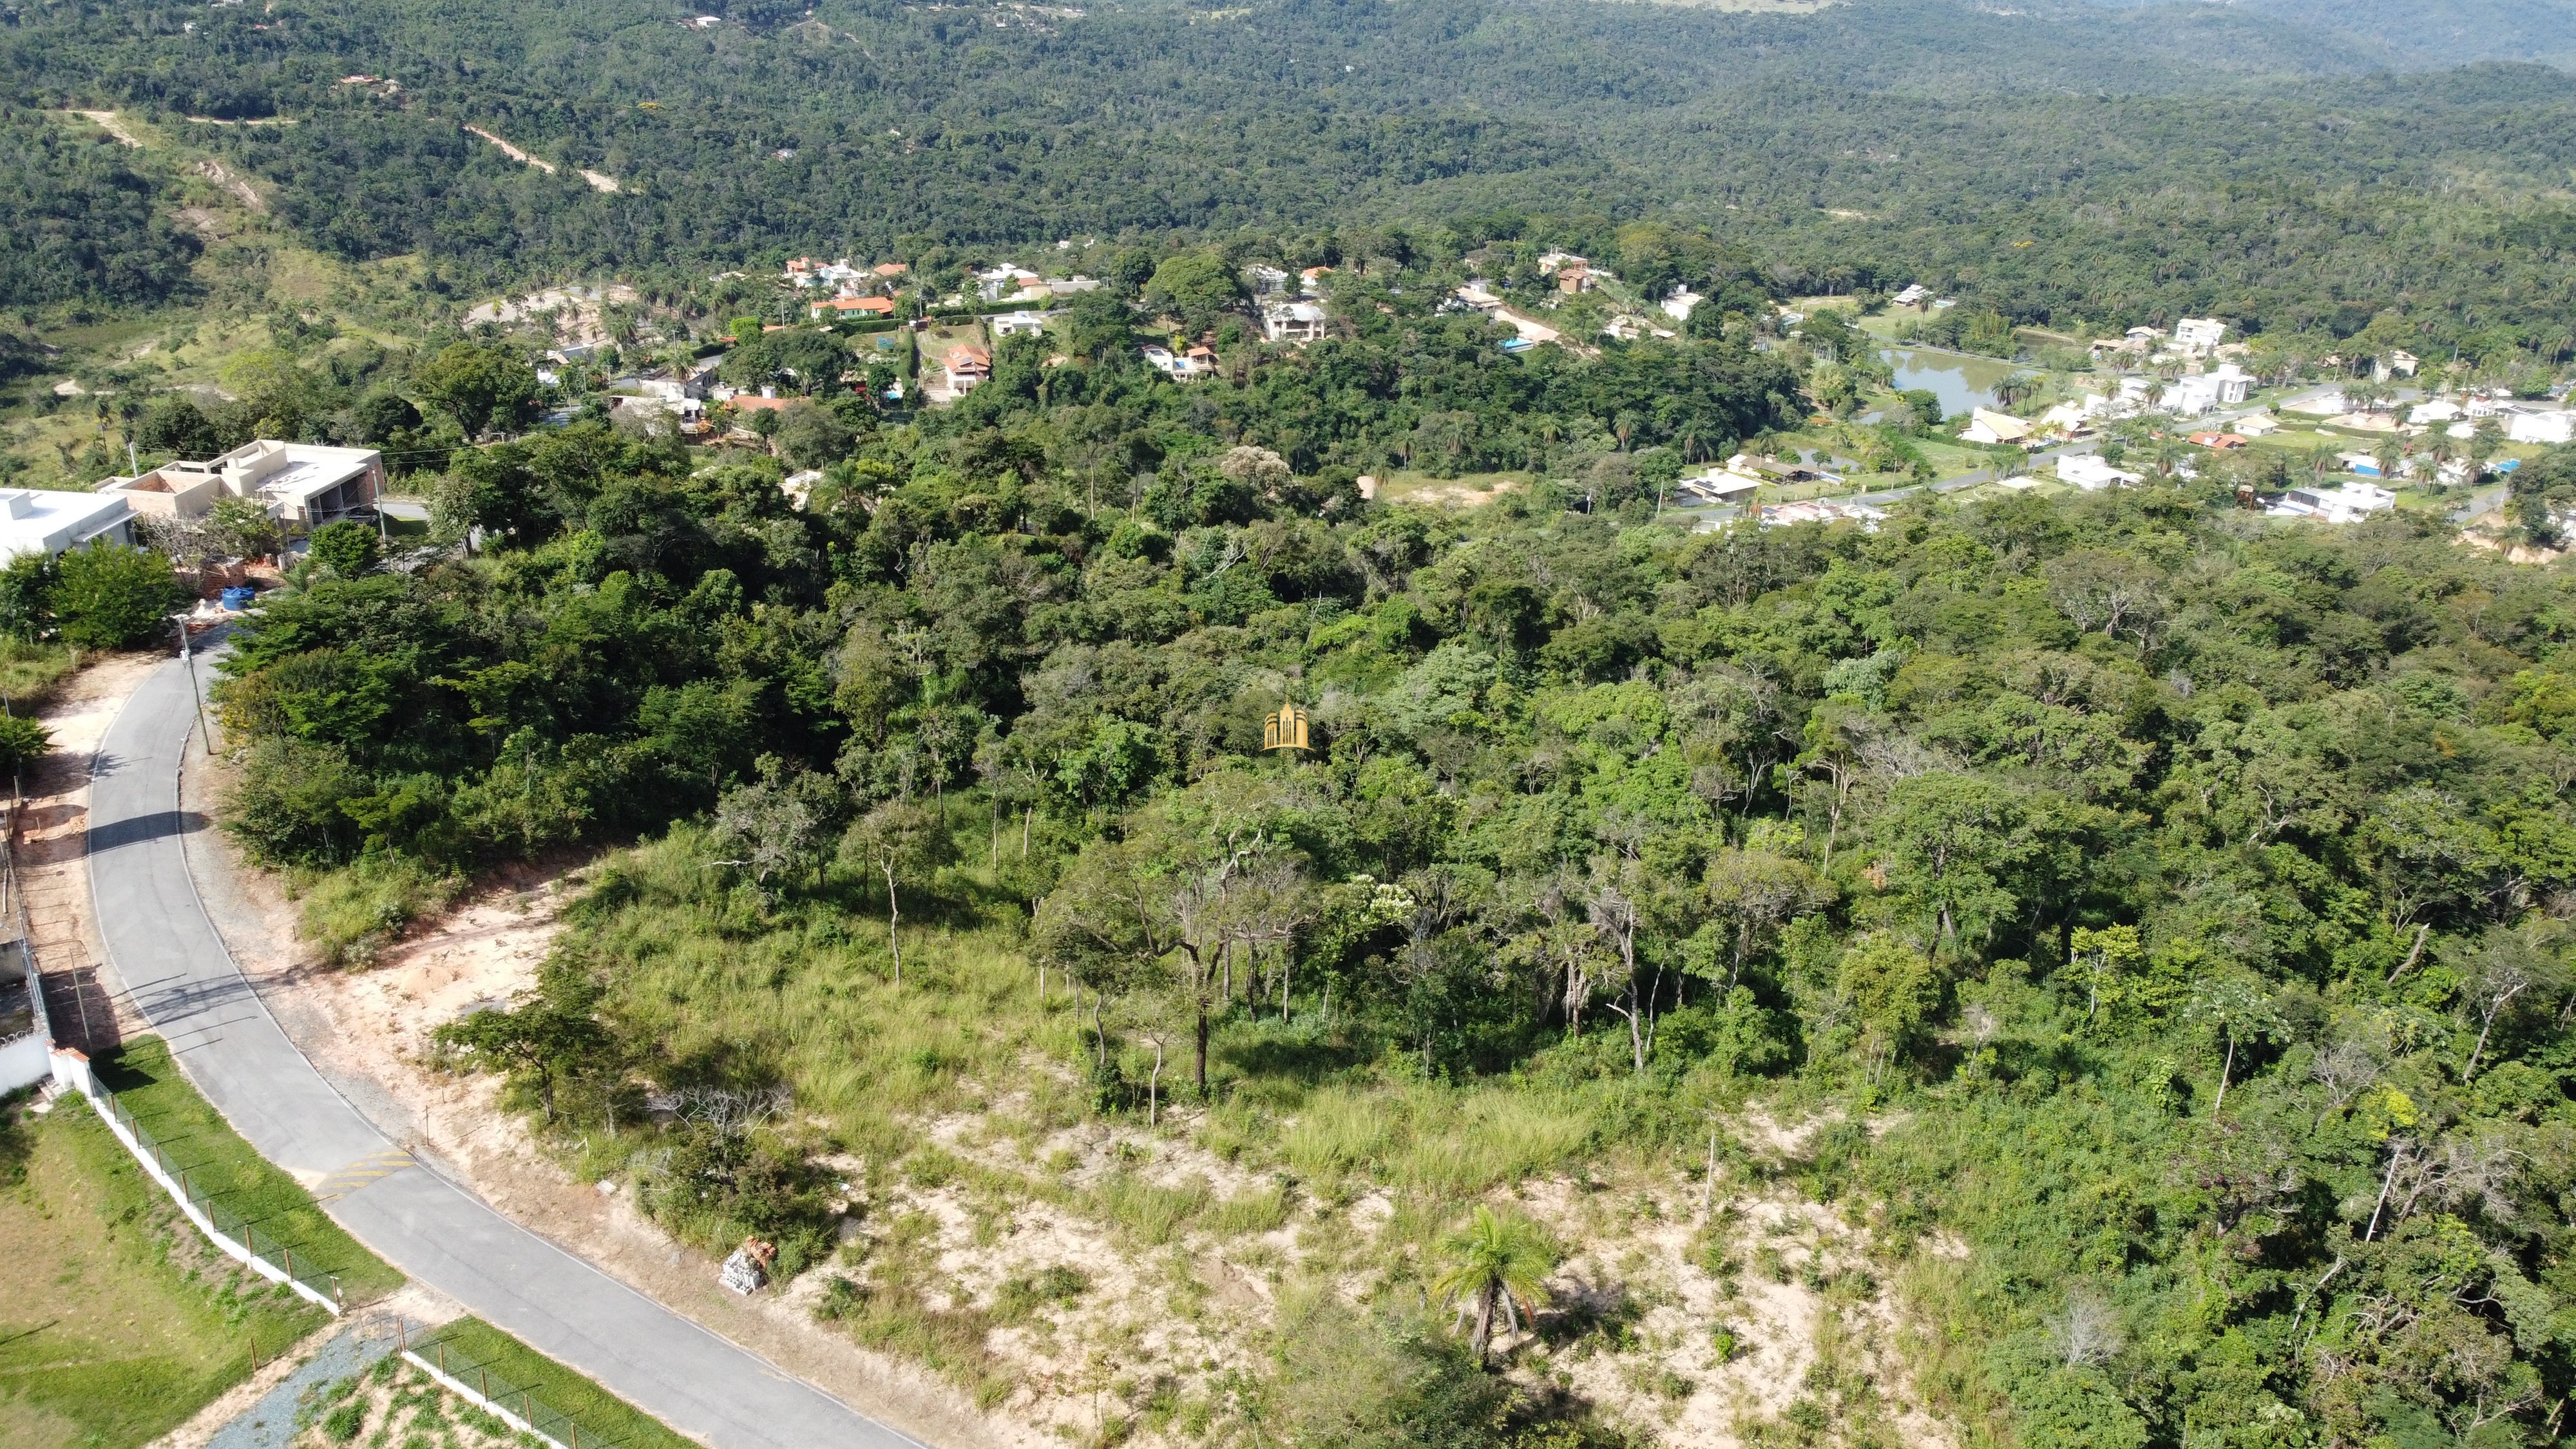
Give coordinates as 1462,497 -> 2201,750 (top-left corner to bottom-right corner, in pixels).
0,488 -> 135,561
100,440 -> 383,527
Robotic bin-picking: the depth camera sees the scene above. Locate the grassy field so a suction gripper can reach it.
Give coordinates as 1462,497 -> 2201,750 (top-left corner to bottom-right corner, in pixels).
0,1090 -> 329,1449
95,1037 -> 405,1305
409,1319 -> 698,1449
570,826 -> 1690,1213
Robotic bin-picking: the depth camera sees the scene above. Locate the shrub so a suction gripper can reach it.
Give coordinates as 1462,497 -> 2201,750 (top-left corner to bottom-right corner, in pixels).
0,712 -> 48,773
0,552 -> 52,641
51,542 -> 184,649
224,737 -> 367,866
307,520 -> 382,578
296,853 -> 461,967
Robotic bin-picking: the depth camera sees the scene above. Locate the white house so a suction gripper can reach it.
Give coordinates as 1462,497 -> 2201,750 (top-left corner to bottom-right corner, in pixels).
975,265 -> 1045,303
1246,265 -> 1293,296
1662,288 -> 1703,323
1958,408 -> 2033,445
2507,408 -> 2576,446
2174,317 -> 2226,352
1890,283 -> 1931,307
991,310 -> 1052,338
100,440 -> 383,527
1673,467 -> 1763,506
2035,401 -> 2095,436
2160,363 -> 2254,417
1263,301 -> 1328,343
2058,455 -> 2142,491
2409,401 -> 2465,426
0,488 -> 135,561
2269,482 -> 2394,524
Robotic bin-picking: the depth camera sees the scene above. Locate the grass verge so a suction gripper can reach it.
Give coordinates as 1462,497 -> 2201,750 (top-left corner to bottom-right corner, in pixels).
410,1318 -> 700,1449
0,1089 -> 327,1449
95,1036 -> 406,1305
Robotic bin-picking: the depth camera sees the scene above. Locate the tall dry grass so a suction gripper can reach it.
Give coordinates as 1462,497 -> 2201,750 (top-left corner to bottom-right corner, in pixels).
564,826 -> 1704,1251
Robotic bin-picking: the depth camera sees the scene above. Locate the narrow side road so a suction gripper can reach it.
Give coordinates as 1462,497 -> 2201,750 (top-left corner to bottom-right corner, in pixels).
88,654 -> 930,1449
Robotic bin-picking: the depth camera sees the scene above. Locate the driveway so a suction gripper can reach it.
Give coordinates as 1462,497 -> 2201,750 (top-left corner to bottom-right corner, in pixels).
88,654 -> 928,1449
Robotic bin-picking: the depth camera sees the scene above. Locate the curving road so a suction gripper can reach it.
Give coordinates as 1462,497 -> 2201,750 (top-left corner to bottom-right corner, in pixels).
88,653 -> 926,1449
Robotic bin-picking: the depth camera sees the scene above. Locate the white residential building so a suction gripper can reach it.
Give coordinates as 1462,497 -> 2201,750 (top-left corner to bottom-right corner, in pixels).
1662,288 -> 1703,323
1890,283 -> 1931,307
2058,455 -> 2142,491
975,265 -> 1045,302
1246,265 -> 1293,296
991,310 -> 1052,338
2269,482 -> 2395,524
2161,363 -> 2255,417
1672,468 -> 1762,506
2035,401 -> 2095,435
2174,317 -> 2226,352
1958,408 -> 2033,445
0,488 -> 135,561
1263,301 -> 1328,343
101,440 -> 383,527
2507,408 -> 2576,446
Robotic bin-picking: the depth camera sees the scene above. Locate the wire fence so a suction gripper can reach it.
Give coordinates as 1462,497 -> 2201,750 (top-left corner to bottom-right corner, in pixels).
91,1087 -> 350,1312
397,1318 -> 646,1449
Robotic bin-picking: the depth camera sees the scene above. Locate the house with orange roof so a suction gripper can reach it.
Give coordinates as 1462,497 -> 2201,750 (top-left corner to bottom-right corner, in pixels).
810,295 -> 897,321
944,344 -> 991,395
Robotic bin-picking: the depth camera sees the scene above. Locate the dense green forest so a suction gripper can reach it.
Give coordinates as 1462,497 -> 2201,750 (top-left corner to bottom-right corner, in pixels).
9,0 -> 2576,354
203,355 -> 2576,1444
0,104 -> 198,308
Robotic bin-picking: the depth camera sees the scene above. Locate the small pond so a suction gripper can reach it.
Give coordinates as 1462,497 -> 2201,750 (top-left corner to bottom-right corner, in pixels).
1876,346 -> 2024,417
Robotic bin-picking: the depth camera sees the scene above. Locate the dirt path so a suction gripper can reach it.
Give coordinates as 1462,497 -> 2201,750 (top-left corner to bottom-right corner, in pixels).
176,746 -> 1016,1449
25,649 -> 177,1053
74,108 -> 143,147
465,124 -> 620,192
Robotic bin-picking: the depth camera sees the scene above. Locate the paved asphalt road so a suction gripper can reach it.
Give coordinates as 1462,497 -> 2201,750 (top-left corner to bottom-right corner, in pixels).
90,653 -> 927,1449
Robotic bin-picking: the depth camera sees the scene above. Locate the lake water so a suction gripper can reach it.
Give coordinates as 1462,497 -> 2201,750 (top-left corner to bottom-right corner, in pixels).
1878,346 -> 2021,417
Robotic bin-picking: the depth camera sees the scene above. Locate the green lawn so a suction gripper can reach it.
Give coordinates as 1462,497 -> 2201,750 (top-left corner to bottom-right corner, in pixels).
94,1037 -> 405,1306
411,1319 -> 698,1449
0,1090 -> 327,1449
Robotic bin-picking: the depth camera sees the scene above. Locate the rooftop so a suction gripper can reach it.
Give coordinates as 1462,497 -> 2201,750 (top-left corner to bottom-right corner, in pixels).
0,488 -> 133,561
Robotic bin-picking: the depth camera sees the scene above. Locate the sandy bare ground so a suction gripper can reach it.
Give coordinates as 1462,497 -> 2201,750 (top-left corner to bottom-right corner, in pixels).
73,109 -> 144,147
23,649 -> 177,1051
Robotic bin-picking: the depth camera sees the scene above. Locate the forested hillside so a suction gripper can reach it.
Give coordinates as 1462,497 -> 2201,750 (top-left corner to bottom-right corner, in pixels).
191,361 -> 2576,1444
8,0 -> 2576,348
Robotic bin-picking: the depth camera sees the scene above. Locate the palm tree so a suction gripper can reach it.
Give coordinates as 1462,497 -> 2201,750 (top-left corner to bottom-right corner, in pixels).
1432,1206 -> 1557,1366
